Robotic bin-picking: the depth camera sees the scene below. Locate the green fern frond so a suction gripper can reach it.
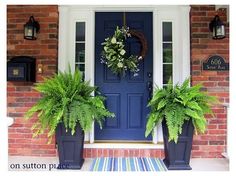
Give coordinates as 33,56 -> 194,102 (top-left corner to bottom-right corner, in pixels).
145,78 -> 217,143
24,66 -> 114,143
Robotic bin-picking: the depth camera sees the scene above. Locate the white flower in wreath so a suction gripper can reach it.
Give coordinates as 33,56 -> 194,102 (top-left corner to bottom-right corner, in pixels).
111,37 -> 117,44
117,62 -> 124,68
120,49 -> 126,56
104,46 -> 108,52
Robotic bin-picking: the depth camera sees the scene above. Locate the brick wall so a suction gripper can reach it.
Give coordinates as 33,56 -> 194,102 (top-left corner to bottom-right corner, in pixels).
7,5 -> 229,158
7,5 -> 58,156
83,149 -> 164,158
190,5 -> 229,158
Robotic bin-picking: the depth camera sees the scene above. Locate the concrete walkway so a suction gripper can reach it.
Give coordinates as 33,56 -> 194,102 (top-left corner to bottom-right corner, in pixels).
8,156 -> 229,171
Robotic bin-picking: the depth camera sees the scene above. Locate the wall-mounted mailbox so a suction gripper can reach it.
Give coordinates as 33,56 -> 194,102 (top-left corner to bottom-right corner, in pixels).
7,56 -> 36,82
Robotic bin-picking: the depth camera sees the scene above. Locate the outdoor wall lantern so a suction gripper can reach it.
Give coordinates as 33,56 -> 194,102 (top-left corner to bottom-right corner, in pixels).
209,15 -> 225,39
24,16 -> 40,40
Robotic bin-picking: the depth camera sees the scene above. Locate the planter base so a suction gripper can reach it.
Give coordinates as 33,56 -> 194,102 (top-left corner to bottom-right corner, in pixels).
57,159 -> 85,170
163,158 -> 192,170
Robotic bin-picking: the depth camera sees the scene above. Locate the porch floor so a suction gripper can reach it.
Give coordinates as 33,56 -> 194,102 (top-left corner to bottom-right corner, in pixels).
8,156 -> 229,171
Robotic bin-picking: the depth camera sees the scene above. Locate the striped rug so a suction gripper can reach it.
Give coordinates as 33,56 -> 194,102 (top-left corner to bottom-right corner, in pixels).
90,157 -> 167,171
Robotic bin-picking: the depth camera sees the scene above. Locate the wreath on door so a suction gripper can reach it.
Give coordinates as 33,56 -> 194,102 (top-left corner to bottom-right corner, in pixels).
101,26 -> 148,76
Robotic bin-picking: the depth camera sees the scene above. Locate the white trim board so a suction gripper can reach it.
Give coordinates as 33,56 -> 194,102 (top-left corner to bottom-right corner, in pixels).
84,143 -> 164,149
58,5 -> 191,144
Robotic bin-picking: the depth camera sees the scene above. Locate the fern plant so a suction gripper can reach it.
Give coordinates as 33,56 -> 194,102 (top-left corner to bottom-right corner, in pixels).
145,78 -> 217,143
24,68 -> 115,143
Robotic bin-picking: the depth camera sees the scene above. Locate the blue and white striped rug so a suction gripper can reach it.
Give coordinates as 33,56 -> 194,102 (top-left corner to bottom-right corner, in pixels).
90,157 -> 167,171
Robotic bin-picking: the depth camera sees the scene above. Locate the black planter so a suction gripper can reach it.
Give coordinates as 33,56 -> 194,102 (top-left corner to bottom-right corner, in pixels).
162,120 -> 194,170
56,123 -> 85,169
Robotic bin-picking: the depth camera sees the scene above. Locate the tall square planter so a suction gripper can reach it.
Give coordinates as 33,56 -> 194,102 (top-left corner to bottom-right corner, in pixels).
56,123 -> 85,169
162,120 -> 194,170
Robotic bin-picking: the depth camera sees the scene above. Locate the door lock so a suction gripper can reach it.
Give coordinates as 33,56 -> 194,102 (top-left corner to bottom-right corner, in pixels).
147,81 -> 153,101
147,72 -> 152,78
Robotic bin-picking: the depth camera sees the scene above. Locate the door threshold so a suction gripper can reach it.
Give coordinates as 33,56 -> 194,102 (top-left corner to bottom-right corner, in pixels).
84,142 -> 164,149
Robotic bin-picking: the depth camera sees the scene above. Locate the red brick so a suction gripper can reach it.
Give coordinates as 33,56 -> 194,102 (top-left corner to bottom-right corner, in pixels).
192,76 -> 209,81
109,149 -> 114,157
215,93 -> 229,97
144,149 -> 151,157
201,71 -> 219,76
212,108 -> 225,113
150,149 -> 156,157
9,143 -> 27,148
9,148 -> 18,154
192,145 -> 200,150
8,128 -> 16,133
200,145 -> 218,151
191,11 -> 207,16
203,82 -> 216,87
199,6 -> 215,11
218,82 -> 229,87
133,150 -> 137,157
193,140 -> 208,145
129,150 -> 134,157
124,149 -> 129,157
97,149 -> 102,157
219,125 -> 227,129
208,152 -> 224,158
23,92 -> 41,97
208,129 -> 226,135
217,136 -> 227,141
217,71 -> 229,75
7,87 -> 16,91
91,149 -> 97,157
191,151 -> 208,158
216,114 -> 227,118
8,93 -> 25,97
15,128 -> 31,133
192,65 -> 201,70
209,141 -> 224,145
86,148 -> 92,158
156,150 -> 161,157
207,124 -> 217,129
113,150 -> 119,157
210,119 -> 226,124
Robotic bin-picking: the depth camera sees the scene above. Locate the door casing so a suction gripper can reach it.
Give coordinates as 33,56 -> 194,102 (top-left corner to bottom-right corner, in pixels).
58,5 -> 191,144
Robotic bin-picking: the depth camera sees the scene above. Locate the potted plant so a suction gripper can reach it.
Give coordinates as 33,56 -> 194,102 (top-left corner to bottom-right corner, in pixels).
24,68 -> 114,169
145,78 -> 217,170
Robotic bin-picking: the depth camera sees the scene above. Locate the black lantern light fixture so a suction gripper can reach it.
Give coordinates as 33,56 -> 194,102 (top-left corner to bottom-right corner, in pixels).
24,16 -> 40,40
209,15 -> 225,39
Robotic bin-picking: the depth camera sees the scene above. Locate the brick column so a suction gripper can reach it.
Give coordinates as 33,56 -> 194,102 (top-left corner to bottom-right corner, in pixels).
7,5 -> 58,156
190,5 -> 229,158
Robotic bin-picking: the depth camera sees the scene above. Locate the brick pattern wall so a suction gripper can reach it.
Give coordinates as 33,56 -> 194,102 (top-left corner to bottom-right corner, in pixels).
7,5 -> 229,158
190,5 -> 229,158
7,5 -> 58,156
83,149 -> 164,158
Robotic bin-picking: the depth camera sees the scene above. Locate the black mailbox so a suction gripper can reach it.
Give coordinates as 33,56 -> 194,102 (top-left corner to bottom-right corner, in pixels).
7,56 -> 36,82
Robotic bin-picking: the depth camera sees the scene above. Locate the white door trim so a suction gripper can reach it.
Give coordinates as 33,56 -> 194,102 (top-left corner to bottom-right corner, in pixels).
58,5 -> 191,144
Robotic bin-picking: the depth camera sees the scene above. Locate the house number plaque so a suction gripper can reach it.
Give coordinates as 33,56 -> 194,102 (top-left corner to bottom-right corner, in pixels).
202,55 -> 229,71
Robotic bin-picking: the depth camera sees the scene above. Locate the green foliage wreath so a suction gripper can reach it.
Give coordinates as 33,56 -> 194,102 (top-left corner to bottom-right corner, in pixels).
101,26 -> 141,76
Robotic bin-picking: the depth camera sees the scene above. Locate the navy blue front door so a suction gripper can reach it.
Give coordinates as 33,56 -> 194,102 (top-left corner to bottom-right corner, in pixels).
95,12 -> 153,141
